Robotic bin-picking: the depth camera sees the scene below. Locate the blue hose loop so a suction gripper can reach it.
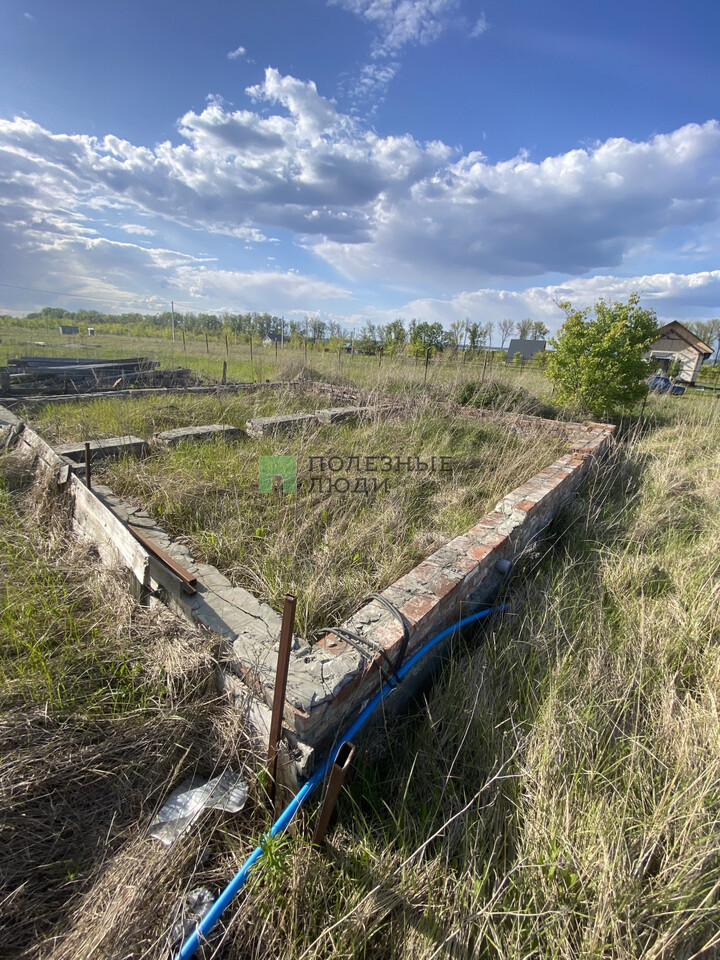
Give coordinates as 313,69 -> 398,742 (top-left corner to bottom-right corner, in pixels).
175,604 -> 507,960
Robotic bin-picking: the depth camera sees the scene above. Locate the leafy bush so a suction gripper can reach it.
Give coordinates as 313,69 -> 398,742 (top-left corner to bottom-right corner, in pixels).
547,293 -> 659,417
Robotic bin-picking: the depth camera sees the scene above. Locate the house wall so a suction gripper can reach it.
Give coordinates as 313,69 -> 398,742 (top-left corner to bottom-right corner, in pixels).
648,334 -> 703,384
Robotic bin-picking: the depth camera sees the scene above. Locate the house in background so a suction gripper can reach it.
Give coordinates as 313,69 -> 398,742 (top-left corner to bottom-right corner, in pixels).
646,322 -> 713,385
58,324 -> 79,335
505,339 -> 546,363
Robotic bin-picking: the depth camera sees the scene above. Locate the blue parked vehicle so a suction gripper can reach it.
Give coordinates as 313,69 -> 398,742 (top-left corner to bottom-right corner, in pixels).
647,375 -> 685,396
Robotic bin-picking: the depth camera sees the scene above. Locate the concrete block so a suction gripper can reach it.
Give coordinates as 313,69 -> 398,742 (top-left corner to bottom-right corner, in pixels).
154,424 -> 242,446
54,436 -> 147,462
245,413 -> 317,438
314,406 -> 371,425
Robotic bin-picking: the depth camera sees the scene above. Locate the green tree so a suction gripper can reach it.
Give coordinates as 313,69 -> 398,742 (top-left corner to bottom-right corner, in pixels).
382,318 -> 406,354
517,318 -> 533,339
546,294 -> 659,417
448,319 -> 465,351
530,320 -> 549,340
409,321 -> 445,357
468,322 -> 483,351
356,321 -> 379,354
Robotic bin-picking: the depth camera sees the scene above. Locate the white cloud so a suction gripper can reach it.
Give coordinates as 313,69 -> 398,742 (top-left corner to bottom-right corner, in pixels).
0,73 -> 718,317
329,0 -> 464,100
315,120 -> 720,285
331,0 -> 460,56
470,13 -> 488,37
227,45 -> 247,60
120,223 -> 156,236
175,265 -> 351,309
395,270 -> 720,334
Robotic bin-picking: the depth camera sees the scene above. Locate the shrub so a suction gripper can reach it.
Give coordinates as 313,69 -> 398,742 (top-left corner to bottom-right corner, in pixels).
547,293 -> 659,417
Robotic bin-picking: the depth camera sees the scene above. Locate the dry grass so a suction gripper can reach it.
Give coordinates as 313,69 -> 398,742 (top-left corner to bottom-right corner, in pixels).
178,402 -> 720,960
0,457 -> 269,960
5,387 -> 720,960
90,394 -> 566,636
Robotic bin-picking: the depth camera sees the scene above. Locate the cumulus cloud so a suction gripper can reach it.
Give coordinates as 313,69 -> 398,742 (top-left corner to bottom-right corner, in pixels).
315,120 -> 720,285
0,71 -> 718,314
227,45 -> 246,60
396,270 -> 720,334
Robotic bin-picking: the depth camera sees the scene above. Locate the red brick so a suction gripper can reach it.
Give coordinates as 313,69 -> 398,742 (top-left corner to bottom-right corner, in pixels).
373,621 -> 406,653
401,594 -> 439,624
413,559 -> 441,579
314,632 -> 349,655
429,574 -> 463,599
468,543 -> 493,562
481,533 -> 507,550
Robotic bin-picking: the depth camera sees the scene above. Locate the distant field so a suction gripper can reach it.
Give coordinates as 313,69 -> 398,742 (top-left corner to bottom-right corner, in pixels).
1,320 -> 555,404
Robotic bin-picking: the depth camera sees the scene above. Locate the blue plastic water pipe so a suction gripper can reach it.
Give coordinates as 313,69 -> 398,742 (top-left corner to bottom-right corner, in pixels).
175,604 -> 506,960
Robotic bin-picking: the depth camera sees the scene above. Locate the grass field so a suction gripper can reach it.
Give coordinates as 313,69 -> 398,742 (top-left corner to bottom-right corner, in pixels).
20,389 -> 566,636
1,320 -> 554,405
3,323 -> 720,958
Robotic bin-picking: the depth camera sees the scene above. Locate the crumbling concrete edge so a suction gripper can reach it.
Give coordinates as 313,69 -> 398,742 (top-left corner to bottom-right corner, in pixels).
1,401 -> 615,781
247,420 -> 617,758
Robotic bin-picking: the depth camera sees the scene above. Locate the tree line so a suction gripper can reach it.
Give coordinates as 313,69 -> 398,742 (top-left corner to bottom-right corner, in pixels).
8,306 -> 550,355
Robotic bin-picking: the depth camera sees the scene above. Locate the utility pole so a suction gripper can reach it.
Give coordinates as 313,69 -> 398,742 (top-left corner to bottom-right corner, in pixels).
171,301 -> 175,342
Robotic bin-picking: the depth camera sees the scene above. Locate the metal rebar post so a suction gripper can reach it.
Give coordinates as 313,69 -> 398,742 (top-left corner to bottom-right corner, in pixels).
312,741 -> 355,845
268,594 -> 297,807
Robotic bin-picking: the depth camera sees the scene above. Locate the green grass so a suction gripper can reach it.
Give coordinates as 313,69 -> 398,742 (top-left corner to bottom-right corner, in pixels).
0,455 -> 270,960
91,401 -> 565,636
1,319 -> 557,406
208,400 -> 720,960
5,341 -> 720,959
23,387 -> 319,443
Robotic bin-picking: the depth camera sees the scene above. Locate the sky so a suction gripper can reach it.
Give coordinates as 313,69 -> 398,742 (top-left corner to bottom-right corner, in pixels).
1,0 -> 719,334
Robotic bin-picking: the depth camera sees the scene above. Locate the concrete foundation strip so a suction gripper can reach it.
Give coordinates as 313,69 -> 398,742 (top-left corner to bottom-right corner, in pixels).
0,400 -> 615,779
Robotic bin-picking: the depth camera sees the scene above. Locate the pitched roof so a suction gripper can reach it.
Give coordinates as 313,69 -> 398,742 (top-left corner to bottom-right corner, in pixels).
653,321 -> 714,357
505,339 -> 546,362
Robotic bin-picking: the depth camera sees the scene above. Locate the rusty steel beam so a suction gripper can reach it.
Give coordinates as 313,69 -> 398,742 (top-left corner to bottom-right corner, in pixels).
312,741 -> 356,846
268,594 -> 297,807
127,523 -> 197,594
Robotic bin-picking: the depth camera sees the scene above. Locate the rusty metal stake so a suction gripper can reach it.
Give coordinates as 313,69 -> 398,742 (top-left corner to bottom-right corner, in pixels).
127,523 -> 197,594
84,441 -> 91,489
312,741 -> 355,845
268,594 -> 296,807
